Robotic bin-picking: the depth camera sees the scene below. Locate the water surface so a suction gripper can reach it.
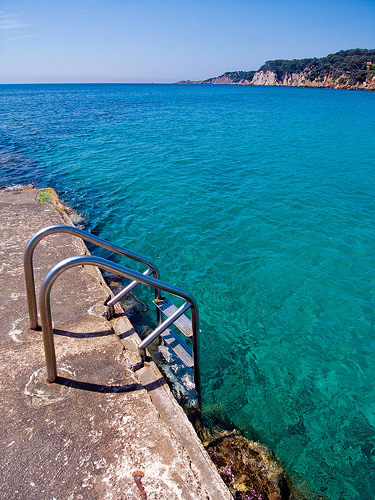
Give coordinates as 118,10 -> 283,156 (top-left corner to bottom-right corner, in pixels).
1,83 -> 375,498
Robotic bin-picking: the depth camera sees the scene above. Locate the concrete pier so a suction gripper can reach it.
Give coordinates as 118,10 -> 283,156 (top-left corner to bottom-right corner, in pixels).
0,186 -> 232,500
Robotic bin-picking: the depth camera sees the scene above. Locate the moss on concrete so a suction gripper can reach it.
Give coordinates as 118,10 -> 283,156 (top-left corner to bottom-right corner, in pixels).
36,187 -> 72,222
36,188 -> 55,204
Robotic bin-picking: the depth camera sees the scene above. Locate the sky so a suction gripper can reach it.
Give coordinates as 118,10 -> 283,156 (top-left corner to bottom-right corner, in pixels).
1,0 -> 375,84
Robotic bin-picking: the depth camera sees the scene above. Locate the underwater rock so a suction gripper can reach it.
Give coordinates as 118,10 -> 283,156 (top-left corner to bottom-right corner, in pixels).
104,275 -> 148,317
205,434 -> 291,500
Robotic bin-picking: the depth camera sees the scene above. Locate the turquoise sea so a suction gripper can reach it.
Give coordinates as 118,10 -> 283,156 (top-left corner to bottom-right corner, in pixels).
1,84 -> 375,499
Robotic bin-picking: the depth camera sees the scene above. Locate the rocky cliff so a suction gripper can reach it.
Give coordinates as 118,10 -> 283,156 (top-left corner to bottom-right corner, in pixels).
178,75 -> 242,85
190,75 -> 251,85
178,49 -> 375,91
178,70 -> 255,85
251,69 -> 375,91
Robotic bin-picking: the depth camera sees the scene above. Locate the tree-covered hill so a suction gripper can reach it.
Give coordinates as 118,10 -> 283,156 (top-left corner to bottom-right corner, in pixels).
178,49 -> 375,90
221,70 -> 256,83
260,49 -> 375,85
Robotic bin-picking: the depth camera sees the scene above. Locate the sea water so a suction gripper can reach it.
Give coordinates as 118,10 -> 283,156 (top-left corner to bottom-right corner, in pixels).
1,83 -> 375,499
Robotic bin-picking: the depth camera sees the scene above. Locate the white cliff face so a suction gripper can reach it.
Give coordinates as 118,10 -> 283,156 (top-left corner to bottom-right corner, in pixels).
179,70 -> 375,91
251,71 -> 279,86
251,70 -> 310,86
251,70 -> 375,90
282,72 -> 310,86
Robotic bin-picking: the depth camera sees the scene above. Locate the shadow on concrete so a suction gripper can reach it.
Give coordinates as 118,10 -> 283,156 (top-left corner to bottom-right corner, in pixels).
54,329 -> 114,338
118,328 -> 137,340
56,376 -> 143,393
56,376 -> 167,393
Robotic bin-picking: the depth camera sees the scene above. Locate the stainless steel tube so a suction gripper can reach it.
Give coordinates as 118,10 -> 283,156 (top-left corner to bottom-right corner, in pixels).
39,255 -> 200,397
24,225 -> 161,330
106,267 -> 154,307
138,302 -> 191,349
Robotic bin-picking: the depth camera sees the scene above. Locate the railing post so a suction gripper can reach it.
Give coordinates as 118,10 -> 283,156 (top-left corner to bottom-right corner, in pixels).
24,244 -> 40,331
39,271 -> 58,382
191,305 -> 201,401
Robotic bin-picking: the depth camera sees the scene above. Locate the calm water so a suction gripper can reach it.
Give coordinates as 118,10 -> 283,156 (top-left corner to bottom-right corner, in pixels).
1,84 -> 375,499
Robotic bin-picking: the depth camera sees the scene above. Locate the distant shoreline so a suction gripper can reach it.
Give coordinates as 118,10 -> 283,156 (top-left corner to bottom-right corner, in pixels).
178,48 -> 375,91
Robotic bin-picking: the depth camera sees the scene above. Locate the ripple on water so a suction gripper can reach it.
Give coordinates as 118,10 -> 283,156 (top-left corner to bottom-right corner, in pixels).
1,84 -> 375,499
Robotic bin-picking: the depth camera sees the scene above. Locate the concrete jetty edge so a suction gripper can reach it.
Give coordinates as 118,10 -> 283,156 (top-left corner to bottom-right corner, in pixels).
0,185 -> 232,500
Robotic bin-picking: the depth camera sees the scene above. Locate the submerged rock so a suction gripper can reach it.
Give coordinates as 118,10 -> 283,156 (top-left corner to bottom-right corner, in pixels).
103,276 -> 307,499
205,434 -> 291,500
104,275 -> 148,317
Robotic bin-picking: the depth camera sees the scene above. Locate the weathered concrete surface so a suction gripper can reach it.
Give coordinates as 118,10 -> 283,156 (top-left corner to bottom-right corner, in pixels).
0,187 -> 232,500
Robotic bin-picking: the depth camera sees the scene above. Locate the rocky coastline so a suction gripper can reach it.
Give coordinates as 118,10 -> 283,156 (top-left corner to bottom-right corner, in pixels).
178,70 -> 375,90
250,69 -> 375,90
178,48 -> 375,91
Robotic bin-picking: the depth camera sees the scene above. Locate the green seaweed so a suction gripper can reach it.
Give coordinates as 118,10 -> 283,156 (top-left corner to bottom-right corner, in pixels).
36,188 -> 54,204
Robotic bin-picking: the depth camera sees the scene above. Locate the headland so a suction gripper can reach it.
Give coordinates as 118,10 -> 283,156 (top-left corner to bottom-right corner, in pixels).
178,48 -> 375,91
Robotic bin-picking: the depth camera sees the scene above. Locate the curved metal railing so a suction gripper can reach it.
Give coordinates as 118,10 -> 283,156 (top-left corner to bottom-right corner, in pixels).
24,225 -> 161,330
39,255 -> 201,396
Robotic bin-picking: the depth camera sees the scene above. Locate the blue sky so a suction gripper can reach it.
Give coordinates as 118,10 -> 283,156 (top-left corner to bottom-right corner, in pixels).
1,0 -> 374,83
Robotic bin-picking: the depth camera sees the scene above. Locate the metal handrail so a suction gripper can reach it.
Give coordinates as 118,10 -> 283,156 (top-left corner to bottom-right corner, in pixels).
24,225 -> 161,330
39,255 -> 201,397
106,267 -> 154,311
138,302 -> 192,349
